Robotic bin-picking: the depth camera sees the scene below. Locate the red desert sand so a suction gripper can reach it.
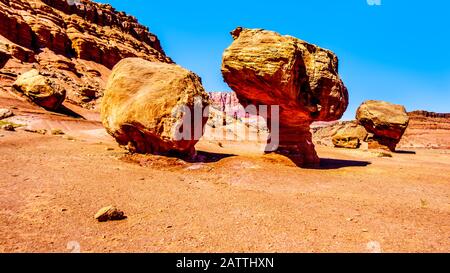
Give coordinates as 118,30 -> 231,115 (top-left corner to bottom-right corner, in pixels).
0,91 -> 449,253
0,0 -> 449,253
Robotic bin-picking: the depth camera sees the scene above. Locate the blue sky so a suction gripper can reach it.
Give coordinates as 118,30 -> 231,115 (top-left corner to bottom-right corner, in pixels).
97,0 -> 450,120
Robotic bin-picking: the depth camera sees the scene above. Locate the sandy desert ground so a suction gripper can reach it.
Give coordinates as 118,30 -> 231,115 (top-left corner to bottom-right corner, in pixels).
0,91 -> 449,253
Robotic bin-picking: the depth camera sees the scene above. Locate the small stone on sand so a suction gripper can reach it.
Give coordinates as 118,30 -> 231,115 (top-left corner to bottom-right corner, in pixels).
94,206 -> 126,222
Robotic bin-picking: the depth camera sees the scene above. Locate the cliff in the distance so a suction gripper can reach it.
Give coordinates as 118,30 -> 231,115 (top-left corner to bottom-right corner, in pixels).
409,110 -> 450,119
0,0 -> 172,108
209,91 -> 243,116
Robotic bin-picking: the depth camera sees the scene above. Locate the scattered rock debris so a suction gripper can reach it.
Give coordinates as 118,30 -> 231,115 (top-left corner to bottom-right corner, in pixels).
94,206 -> 126,222
51,129 -> 65,135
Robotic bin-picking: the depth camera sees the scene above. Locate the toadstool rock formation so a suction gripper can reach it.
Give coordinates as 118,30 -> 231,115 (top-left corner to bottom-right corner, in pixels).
101,58 -> 210,156
221,27 -> 348,166
356,100 -> 409,151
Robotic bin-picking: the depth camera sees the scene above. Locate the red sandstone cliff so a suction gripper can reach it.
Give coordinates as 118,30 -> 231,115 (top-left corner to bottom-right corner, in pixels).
397,110 -> 450,149
209,91 -> 247,118
0,0 -> 172,108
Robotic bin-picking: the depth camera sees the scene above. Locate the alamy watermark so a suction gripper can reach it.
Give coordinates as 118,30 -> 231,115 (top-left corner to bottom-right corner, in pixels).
366,241 -> 382,253
67,241 -> 81,253
367,0 -> 382,6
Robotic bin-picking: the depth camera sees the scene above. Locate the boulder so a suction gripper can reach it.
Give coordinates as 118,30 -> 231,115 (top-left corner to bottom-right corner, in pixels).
356,100 -> 409,151
94,206 -> 126,222
332,123 -> 368,149
101,58 -> 210,156
13,69 -> 66,110
221,27 -> 348,166
0,108 -> 13,119
1,124 -> 15,131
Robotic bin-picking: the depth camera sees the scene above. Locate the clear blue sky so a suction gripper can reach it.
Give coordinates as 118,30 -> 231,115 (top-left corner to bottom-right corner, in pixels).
97,0 -> 450,120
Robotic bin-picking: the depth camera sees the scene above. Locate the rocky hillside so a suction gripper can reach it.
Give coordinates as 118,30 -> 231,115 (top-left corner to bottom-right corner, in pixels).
409,110 -> 450,119
398,110 -> 450,149
0,0 -> 172,108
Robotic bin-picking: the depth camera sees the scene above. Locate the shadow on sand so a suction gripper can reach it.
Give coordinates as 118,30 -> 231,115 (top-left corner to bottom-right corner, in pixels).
394,150 -> 417,155
313,158 -> 372,170
56,105 -> 86,119
183,150 -> 236,164
269,153 -> 372,170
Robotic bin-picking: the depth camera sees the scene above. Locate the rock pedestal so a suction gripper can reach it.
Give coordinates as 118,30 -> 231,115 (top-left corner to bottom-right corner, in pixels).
356,100 -> 409,151
222,27 -> 348,166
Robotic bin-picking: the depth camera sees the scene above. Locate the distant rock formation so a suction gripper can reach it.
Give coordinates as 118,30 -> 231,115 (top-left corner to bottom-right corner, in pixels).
0,0 -> 171,108
409,110 -> 450,119
399,110 -> 450,149
356,100 -> 409,151
209,91 -> 245,118
311,102 -> 450,151
332,122 -> 368,149
221,27 -> 348,166
101,58 -> 209,156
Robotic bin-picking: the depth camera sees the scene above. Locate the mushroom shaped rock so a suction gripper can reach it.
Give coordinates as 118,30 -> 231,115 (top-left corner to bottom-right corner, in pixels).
221,27 -> 348,166
101,58 -> 210,156
356,100 -> 409,151
13,69 -> 66,110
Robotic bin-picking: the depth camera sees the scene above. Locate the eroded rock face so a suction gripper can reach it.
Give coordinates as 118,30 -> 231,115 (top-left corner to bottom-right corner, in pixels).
0,0 -> 172,108
399,110 -> 450,149
13,69 -> 65,110
221,27 -> 348,166
409,110 -> 450,119
101,58 -> 210,156
356,100 -> 409,151
209,91 -> 246,118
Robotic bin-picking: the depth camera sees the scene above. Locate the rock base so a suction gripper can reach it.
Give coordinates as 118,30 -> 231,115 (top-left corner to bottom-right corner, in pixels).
265,124 -> 320,167
367,136 -> 399,152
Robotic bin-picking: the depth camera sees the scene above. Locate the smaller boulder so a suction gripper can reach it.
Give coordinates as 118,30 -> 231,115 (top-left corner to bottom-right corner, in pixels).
94,206 -> 126,222
1,124 -> 15,131
0,108 -> 14,119
356,100 -> 409,151
13,69 -> 66,111
332,123 -> 368,149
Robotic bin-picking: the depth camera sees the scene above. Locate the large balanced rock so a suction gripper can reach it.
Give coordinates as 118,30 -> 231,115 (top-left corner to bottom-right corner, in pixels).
222,27 -> 348,166
356,100 -> 409,151
332,123 -> 368,149
13,69 -> 66,110
101,58 -> 210,156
